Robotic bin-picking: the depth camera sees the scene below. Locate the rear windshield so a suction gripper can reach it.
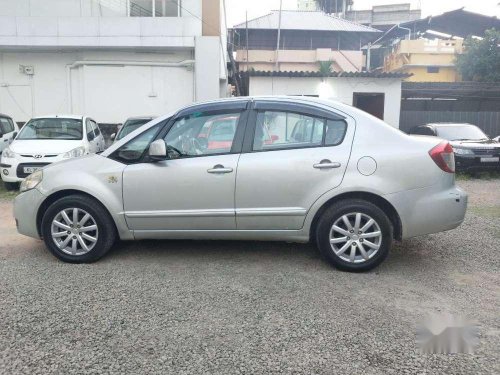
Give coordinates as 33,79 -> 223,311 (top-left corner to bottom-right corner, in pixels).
17,118 -> 83,140
116,119 -> 151,140
436,125 -> 488,141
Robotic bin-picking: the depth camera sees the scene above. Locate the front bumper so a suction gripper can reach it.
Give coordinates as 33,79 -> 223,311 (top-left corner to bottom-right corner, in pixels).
13,188 -> 46,239
455,154 -> 500,171
1,156 -> 62,182
385,184 -> 468,239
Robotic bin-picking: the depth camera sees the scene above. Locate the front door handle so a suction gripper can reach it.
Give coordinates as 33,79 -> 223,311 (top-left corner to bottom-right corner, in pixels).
313,160 -> 341,169
207,164 -> 233,174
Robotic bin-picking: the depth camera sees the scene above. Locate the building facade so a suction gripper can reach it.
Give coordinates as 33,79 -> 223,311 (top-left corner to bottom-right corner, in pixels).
230,10 -> 380,74
346,3 -> 421,31
0,0 -> 226,124
383,39 -> 463,82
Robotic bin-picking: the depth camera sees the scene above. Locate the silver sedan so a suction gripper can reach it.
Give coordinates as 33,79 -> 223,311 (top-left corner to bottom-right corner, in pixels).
13,97 -> 467,271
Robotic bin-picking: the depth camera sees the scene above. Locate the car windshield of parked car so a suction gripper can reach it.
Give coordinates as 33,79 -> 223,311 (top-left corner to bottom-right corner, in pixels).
116,119 -> 151,140
436,125 -> 488,141
17,118 -> 83,140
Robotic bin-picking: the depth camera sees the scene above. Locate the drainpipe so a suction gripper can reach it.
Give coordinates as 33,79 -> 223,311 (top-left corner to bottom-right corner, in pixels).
65,60 -> 195,113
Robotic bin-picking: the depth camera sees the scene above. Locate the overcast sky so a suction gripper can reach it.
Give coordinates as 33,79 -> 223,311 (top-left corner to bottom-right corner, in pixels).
224,0 -> 500,27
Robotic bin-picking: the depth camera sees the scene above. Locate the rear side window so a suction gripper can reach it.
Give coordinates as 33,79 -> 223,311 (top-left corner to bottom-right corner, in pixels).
252,111 -> 346,151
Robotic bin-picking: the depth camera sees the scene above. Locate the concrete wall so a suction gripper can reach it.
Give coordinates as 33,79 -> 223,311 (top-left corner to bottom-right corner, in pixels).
0,50 -> 196,123
249,76 -> 403,128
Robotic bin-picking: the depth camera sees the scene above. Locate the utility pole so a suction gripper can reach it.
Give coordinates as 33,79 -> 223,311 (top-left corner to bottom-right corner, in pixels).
275,0 -> 283,71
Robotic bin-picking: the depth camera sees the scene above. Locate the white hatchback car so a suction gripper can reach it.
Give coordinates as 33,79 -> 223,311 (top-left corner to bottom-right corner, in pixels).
1,115 -> 105,190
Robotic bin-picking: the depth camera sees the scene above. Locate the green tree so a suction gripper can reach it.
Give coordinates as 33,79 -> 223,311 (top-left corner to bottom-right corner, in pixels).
456,28 -> 500,82
318,60 -> 333,77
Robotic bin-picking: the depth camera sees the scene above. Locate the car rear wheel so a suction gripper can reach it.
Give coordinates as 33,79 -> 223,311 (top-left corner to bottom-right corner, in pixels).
4,182 -> 19,191
41,195 -> 116,263
316,199 -> 393,272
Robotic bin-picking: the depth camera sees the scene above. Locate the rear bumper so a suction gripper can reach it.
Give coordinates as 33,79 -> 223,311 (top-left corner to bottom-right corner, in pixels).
385,184 -> 468,239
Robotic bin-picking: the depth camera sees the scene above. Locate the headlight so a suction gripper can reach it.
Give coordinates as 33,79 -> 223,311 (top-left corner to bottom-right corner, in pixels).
2,147 -> 16,158
20,170 -> 43,192
453,147 -> 474,155
62,146 -> 86,159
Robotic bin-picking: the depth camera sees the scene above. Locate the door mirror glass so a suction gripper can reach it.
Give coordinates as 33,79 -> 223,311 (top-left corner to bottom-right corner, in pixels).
148,139 -> 167,161
110,133 -> 116,140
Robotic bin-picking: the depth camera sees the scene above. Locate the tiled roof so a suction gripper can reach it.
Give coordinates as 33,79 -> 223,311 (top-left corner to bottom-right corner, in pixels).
233,10 -> 380,33
243,70 -> 411,78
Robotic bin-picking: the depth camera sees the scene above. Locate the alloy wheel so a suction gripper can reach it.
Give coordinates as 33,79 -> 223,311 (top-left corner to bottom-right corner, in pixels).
329,212 -> 382,263
51,208 -> 98,256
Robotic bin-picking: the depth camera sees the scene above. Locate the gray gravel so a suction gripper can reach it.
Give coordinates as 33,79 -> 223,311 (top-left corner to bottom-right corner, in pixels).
1,178 -> 499,374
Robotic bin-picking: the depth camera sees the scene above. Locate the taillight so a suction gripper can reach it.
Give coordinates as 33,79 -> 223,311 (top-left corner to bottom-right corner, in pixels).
429,141 -> 455,173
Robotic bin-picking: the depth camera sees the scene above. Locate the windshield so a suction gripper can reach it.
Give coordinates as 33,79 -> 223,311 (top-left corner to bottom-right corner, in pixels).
436,125 -> 488,141
116,119 -> 151,140
17,118 -> 83,140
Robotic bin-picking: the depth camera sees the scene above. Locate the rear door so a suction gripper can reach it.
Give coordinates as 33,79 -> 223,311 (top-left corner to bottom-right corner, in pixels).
235,100 -> 355,230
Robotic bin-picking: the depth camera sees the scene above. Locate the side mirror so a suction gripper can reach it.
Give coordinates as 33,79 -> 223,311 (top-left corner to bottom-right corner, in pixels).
148,139 -> 167,161
110,133 -> 116,140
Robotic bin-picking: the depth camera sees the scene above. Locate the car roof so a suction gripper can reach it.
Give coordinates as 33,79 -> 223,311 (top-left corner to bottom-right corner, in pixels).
0,113 -> 13,119
31,114 -> 84,120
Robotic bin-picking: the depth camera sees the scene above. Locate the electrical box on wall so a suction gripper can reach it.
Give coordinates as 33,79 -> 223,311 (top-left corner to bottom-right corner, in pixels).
19,65 -> 35,75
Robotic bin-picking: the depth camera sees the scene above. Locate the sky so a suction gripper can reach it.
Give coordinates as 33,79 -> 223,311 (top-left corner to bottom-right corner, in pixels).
224,0 -> 500,28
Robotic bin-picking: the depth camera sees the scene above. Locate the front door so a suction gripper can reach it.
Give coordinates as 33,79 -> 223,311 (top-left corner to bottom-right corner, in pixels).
235,101 -> 355,230
123,105 -> 248,232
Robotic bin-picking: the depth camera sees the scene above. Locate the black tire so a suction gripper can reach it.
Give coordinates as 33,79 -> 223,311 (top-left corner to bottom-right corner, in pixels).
41,194 -> 116,263
4,181 -> 19,191
316,199 -> 393,272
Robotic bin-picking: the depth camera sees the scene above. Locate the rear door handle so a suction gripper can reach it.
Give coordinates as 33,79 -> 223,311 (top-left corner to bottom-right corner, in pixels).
313,160 -> 341,169
207,164 -> 233,174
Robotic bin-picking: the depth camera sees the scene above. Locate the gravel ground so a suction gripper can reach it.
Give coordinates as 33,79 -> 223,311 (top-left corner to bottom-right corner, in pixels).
0,178 -> 499,374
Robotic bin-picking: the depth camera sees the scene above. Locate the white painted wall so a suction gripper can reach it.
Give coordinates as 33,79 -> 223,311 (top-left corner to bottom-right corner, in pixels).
248,76 -> 403,128
0,50 -> 196,123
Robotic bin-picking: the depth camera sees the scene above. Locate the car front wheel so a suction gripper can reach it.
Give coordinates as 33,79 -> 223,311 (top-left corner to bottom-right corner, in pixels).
41,194 -> 116,263
316,199 -> 393,272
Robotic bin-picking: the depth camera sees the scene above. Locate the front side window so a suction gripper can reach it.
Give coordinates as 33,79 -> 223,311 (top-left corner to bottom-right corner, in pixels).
253,111 -> 346,151
17,118 -> 83,140
112,124 -> 161,163
164,112 -> 240,157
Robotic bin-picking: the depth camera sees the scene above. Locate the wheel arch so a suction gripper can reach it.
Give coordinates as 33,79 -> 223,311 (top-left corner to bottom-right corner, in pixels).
36,189 -> 118,238
309,191 -> 402,243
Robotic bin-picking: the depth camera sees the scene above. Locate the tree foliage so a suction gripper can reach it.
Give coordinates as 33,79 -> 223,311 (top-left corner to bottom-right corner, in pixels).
318,60 -> 333,76
456,28 -> 500,82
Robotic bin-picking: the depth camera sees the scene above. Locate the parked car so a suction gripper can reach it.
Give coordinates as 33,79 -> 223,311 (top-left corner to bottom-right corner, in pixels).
1,115 -> 105,190
0,113 -> 19,155
409,123 -> 500,171
111,116 -> 154,143
13,97 -> 467,272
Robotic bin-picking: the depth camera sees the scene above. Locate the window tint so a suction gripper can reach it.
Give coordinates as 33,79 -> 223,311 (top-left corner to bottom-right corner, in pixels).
113,124 -> 161,163
253,111 -> 326,151
325,120 -> 347,146
0,118 -> 14,134
164,112 -> 240,157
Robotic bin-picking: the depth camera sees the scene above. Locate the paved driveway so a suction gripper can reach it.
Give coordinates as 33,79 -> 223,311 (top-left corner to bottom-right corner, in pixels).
1,179 -> 499,374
